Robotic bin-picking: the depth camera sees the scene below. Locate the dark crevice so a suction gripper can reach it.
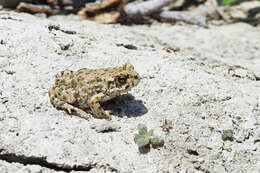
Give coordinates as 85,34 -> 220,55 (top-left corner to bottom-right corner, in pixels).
187,149 -> 199,156
48,25 -> 77,35
97,128 -> 119,133
0,17 -> 23,21
194,165 -> 210,173
0,152 -> 96,172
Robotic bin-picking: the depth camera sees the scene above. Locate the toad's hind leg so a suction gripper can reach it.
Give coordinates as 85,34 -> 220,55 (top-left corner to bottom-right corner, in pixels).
88,93 -> 112,120
48,88 -> 90,120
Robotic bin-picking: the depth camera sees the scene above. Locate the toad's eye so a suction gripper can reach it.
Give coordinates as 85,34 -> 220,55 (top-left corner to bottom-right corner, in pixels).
116,75 -> 127,84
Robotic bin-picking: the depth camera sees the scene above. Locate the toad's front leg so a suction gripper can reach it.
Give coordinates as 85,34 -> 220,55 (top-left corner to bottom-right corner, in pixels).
88,93 -> 112,120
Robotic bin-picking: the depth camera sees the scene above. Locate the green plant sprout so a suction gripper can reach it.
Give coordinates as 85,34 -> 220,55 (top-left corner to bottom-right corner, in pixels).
218,0 -> 248,6
134,124 -> 164,148
221,0 -> 237,5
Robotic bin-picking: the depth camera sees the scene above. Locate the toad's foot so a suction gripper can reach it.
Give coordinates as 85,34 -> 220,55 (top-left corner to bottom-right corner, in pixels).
88,94 -> 112,120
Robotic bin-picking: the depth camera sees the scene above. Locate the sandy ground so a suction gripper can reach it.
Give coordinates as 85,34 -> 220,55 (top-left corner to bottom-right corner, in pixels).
0,11 -> 260,173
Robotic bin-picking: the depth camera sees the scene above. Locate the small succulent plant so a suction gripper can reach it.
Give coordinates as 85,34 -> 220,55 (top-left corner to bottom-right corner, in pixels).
222,129 -> 234,141
134,124 -> 164,148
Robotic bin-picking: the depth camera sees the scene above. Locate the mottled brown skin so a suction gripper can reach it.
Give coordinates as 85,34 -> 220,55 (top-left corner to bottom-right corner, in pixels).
49,64 -> 140,120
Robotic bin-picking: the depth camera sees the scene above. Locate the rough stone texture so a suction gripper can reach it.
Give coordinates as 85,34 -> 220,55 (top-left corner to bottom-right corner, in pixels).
0,11 -> 260,173
224,1 -> 260,24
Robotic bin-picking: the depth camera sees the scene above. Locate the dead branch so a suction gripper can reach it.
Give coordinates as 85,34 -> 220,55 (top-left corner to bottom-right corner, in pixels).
158,10 -> 207,27
78,0 -> 124,24
123,0 -> 175,17
16,2 -> 54,14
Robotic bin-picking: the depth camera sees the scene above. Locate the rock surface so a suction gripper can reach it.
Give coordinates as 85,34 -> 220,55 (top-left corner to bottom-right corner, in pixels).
0,11 -> 260,173
223,1 -> 260,25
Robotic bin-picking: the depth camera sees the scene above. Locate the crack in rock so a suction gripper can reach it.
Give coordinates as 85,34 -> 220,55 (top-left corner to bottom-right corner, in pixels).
0,150 -> 96,172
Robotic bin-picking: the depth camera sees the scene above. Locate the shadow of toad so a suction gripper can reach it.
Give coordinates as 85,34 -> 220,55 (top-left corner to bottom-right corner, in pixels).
102,94 -> 148,118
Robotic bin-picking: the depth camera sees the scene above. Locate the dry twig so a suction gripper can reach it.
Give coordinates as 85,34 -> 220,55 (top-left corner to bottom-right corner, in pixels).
158,10 -> 207,27
16,2 -> 54,14
123,0 -> 174,17
78,0 -> 125,24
